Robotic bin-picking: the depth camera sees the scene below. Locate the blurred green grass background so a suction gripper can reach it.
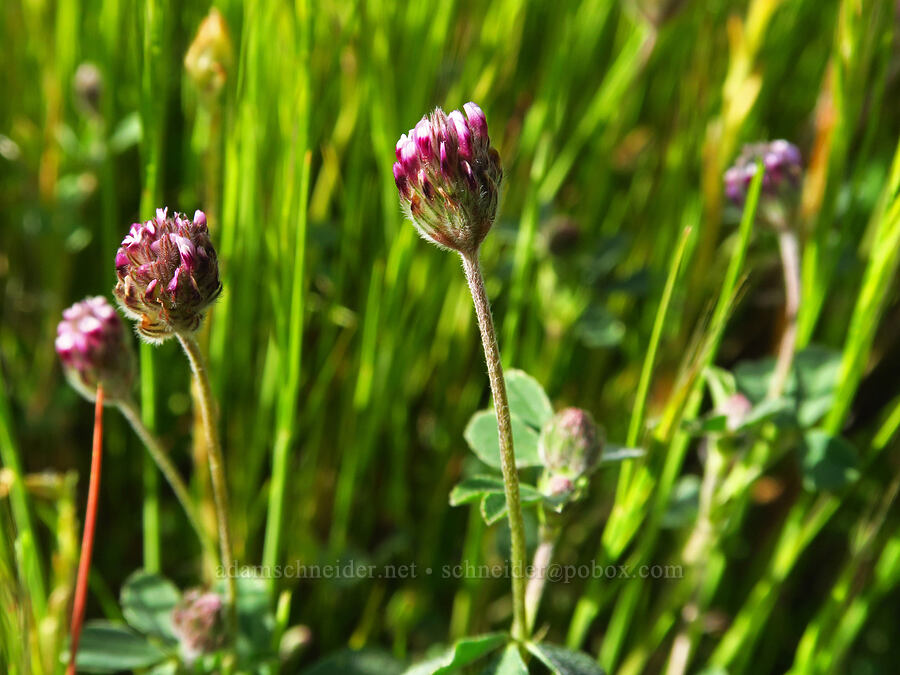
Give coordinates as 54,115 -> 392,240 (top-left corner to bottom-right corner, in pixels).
2,0 -> 900,672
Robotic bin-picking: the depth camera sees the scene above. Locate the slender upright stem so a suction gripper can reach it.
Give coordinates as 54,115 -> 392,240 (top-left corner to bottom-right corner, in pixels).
460,251 -> 528,641
666,439 -> 728,675
189,375 -> 218,581
140,347 -> 160,572
768,229 -> 801,399
68,386 -> 104,674
177,332 -> 237,629
117,397 -> 217,562
525,519 -> 560,633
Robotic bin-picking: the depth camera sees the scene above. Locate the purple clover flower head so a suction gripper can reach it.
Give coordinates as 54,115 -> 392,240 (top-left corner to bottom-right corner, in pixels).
394,102 -> 503,254
538,407 -> 604,479
724,140 -> 803,207
55,296 -> 135,403
172,589 -> 225,664
114,208 -> 221,342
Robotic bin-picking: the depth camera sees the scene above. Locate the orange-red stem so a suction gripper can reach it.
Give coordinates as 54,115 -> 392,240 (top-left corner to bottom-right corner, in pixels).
67,385 -> 104,674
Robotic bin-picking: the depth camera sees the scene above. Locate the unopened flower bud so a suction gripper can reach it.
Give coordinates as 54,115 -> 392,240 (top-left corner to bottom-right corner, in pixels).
538,408 -> 604,478
184,8 -> 233,98
73,63 -> 103,117
114,208 -> 221,342
55,296 -> 134,403
394,102 -> 502,254
171,589 -> 225,663
719,393 -> 752,431
544,474 -> 576,498
724,140 -> 803,207
635,0 -> 690,26
543,216 -> 581,258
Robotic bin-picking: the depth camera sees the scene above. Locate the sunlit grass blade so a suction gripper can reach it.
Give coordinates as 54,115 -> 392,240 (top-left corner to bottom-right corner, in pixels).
825,135 -> 900,433
0,363 -> 47,622
136,0 -> 170,574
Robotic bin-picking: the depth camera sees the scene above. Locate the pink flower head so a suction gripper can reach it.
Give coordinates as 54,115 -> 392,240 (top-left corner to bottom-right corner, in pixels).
56,296 -> 134,402
172,589 -> 225,664
720,393 -> 753,431
393,102 -> 502,254
725,140 -> 803,205
114,208 -> 221,342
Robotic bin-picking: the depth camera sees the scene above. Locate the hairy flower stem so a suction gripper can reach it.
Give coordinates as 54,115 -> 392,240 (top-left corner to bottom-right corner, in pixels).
117,397 -> 217,563
68,386 -> 104,675
177,333 -> 237,633
768,229 -> 801,399
525,518 -> 560,633
461,251 -> 528,642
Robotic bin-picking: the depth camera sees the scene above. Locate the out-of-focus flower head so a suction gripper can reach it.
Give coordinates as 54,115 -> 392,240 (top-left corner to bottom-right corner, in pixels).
73,63 -> 103,117
171,589 -> 225,664
720,393 -> 753,432
56,296 -> 134,403
184,8 -> 233,98
393,102 -> 503,254
724,140 -> 803,207
538,407 -> 604,480
114,208 -> 221,342
542,216 -> 582,258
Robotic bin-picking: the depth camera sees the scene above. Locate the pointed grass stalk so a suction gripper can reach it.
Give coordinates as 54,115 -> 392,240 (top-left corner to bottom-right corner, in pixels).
177,333 -> 237,629
789,473 -> 900,675
709,496 -> 839,672
0,365 -> 47,623
66,386 -> 104,674
799,534 -> 900,673
710,419 -> 900,673
796,0 -> 892,347
565,220 -> 696,652
873,394 -> 900,450
825,135 -> 900,432
263,145 -> 311,577
138,0 -> 169,574
616,224 -> 694,504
